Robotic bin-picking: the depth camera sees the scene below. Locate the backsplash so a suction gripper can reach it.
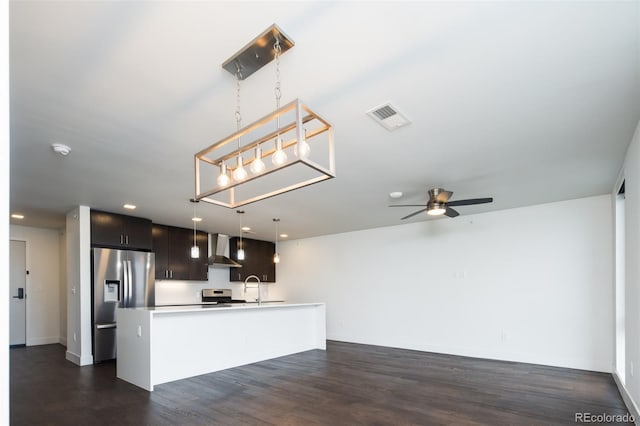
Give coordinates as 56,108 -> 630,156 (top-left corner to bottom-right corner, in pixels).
154,267 -> 273,305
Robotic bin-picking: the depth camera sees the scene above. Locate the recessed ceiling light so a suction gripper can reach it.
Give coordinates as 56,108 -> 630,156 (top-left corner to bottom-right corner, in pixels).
123,204 -> 136,210
279,233 -> 288,238
11,214 -> 24,219
192,217 -> 203,222
389,191 -> 403,199
241,226 -> 251,231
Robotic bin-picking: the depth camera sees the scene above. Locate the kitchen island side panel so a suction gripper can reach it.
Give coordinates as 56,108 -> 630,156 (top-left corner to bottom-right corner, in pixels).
116,308 -> 153,391
151,304 -> 325,387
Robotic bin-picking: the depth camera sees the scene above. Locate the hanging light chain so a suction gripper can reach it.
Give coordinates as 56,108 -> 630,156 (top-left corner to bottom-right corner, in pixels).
235,69 -> 242,131
235,65 -> 243,154
274,38 -> 282,110
274,38 -> 282,132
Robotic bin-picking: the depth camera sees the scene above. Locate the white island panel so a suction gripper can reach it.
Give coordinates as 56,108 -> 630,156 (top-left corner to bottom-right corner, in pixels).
117,303 -> 325,391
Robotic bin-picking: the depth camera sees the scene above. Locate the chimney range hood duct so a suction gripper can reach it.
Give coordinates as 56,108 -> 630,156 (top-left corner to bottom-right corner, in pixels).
208,234 -> 242,268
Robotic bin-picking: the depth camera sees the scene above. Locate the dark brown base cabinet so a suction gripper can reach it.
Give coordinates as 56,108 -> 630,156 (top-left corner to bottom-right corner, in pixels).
90,210 -> 152,251
152,224 -> 208,281
229,237 -> 276,282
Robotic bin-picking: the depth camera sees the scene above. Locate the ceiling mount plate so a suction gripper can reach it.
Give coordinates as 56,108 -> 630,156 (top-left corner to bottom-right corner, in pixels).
222,24 -> 294,80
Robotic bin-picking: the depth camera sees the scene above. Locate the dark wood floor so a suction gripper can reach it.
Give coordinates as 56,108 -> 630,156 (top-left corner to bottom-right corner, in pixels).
10,341 -> 632,425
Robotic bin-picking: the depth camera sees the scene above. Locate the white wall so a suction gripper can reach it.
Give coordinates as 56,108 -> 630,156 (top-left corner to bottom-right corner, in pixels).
9,225 -> 61,345
65,206 -> 93,365
274,195 -> 613,372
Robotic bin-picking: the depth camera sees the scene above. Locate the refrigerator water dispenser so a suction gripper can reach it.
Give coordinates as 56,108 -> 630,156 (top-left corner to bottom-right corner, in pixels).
104,280 -> 120,303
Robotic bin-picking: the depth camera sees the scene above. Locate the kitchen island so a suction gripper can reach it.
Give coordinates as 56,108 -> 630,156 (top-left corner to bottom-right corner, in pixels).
116,302 -> 326,391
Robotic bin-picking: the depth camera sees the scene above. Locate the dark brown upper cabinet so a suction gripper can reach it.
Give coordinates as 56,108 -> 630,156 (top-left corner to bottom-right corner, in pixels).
90,210 -> 152,251
228,237 -> 276,283
152,224 -> 208,281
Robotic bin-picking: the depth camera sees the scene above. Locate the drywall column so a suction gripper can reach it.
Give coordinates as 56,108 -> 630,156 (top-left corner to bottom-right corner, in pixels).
1,0 -> 10,418
65,206 -> 93,365
59,230 -> 67,346
618,121 -> 640,416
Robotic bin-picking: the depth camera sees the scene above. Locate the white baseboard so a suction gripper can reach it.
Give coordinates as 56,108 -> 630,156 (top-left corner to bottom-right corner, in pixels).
612,371 -> 639,425
65,350 -> 93,366
27,336 -> 61,346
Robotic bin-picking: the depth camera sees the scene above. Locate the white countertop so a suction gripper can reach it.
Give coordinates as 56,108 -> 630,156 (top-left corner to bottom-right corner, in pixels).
120,302 -> 323,315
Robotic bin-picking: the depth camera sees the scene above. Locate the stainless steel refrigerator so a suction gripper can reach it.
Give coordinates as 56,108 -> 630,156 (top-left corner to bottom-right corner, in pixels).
92,247 -> 155,363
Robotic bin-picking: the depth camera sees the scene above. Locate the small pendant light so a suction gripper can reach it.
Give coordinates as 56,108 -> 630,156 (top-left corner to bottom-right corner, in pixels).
237,210 -> 245,261
190,199 -> 200,258
273,218 -> 280,264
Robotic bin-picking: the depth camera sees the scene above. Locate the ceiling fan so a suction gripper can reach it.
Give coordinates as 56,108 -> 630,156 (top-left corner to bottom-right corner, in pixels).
390,188 -> 493,220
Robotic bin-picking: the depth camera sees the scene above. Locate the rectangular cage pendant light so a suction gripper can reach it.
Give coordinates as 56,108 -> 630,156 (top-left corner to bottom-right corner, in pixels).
195,98 -> 335,208
194,25 -> 335,209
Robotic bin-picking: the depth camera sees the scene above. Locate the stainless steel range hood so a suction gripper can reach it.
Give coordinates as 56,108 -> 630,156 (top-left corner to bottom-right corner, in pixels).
208,234 -> 242,268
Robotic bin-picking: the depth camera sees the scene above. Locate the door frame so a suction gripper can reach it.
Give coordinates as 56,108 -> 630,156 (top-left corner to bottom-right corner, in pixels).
9,239 -> 27,348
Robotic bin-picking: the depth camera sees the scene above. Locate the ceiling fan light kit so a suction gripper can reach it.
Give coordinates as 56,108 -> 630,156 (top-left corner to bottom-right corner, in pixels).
194,24 -> 335,209
426,202 -> 446,216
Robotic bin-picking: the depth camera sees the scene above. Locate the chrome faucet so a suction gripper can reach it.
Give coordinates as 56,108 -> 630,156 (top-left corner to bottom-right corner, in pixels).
244,275 -> 262,304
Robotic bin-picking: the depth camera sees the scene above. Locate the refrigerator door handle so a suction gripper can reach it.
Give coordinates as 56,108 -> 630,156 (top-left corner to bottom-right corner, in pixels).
122,260 -> 129,307
127,260 -> 133,306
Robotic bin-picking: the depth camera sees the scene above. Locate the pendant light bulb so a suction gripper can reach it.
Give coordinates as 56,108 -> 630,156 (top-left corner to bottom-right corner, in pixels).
250,146 -> 266,174
294,133 -> 311,159
217,162 -> 231,187
237,248 -> 245,260
191,245 -> 200,258
273,252 -> 280,264
232,154 -> 248,181
272,138 -> 287,166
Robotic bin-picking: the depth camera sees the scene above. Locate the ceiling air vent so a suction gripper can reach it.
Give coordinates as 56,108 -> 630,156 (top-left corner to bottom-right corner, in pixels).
366,102 -> 411,131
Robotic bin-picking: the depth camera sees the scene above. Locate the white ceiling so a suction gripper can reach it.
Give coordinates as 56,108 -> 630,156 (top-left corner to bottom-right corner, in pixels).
9,1 -> 640,241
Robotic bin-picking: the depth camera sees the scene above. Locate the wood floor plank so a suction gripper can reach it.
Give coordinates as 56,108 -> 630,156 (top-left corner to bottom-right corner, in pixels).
10,341 -> 633,425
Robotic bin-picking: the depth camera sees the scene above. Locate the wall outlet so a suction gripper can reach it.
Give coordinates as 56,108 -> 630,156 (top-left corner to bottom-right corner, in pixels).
631,361 -> 634,377
137,325 -> 142,337
501,331 -> 507,342
73,333 -> 77,342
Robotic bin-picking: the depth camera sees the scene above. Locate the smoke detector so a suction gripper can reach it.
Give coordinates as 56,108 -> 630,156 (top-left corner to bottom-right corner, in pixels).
51,143 -> 71,156
366,102 -> 411,131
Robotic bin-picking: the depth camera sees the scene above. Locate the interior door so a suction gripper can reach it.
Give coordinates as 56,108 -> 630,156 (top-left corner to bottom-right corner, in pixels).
10,240 -> 27,346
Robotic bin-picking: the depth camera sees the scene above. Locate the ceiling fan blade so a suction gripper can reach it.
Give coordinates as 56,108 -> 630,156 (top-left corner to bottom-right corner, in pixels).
447,197 -> 493,207
434,190 -> 453,203
444,207 -> 460,218
389,204 -> 428,207
401,208 -> 427,220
